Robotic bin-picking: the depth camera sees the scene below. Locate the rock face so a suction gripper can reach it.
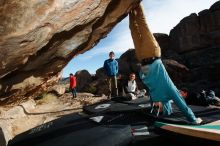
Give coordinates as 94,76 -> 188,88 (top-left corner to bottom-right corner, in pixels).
170,2 -> 220,53
157,1 -> 220,94
48,85 -> 66,96
168,1 -> 220,94
75,70 -> 92,91
0,0 -> 141,104
118,49 -> 140,75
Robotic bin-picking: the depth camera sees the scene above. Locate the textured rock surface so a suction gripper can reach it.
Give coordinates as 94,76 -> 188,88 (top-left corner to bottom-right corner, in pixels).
168,1 -> 220,94
48,84 -> 66,96
75,70 -> 92,91
0,0 -> 141,104
170,1 -> 220,53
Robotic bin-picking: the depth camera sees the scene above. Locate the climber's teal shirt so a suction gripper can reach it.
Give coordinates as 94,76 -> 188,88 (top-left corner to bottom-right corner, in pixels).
140,59 -> 196,122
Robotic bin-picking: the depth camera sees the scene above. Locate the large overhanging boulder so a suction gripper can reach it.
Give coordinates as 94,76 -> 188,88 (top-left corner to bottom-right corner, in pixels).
0,0 -> 141,105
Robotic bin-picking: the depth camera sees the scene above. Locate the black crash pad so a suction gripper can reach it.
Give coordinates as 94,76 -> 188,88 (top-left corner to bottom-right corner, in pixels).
83,97 -> 151,114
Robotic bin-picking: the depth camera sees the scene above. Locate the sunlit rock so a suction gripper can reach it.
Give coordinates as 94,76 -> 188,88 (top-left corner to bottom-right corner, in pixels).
0,0 -> 141,104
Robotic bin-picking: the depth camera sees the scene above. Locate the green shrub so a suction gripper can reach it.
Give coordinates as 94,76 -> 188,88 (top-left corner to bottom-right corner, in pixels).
85,86 -> 97,94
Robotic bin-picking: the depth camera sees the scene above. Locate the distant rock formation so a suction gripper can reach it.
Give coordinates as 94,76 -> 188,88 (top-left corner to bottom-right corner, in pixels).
75,70 -> 92,91
168,1 -> 220,94
170,8 -> 220,53
0,0 -> 141,104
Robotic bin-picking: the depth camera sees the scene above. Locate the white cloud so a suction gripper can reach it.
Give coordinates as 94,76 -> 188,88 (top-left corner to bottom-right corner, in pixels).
77,22 -> 134,61
102,30 -> 134,53
142,0 -> 218,34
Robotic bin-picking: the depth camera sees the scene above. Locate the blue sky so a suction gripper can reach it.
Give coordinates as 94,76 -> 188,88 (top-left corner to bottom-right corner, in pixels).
62,0 -> 218,77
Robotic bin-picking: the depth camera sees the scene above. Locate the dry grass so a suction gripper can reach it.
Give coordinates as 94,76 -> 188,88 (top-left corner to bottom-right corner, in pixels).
36,93 -> 59,105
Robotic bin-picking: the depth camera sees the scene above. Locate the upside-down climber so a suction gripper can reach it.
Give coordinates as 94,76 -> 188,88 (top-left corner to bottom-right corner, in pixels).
129,3 -> 202,124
